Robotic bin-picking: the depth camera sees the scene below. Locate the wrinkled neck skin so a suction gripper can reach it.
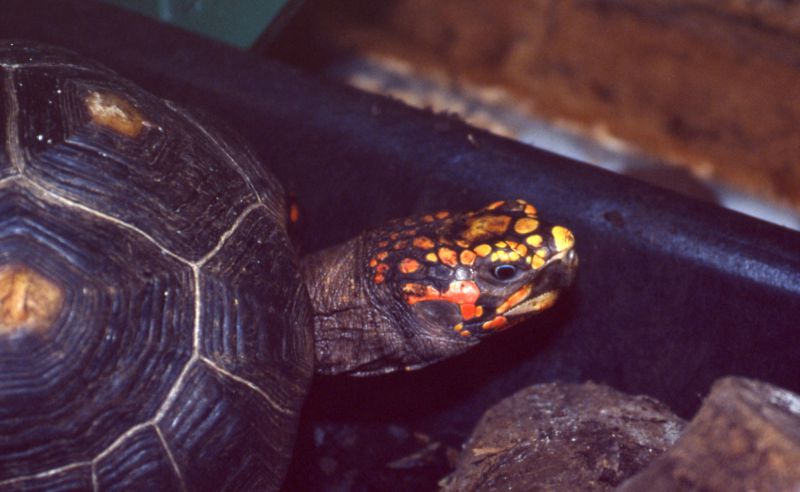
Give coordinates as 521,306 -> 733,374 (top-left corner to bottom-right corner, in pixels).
301,236 -> 472,376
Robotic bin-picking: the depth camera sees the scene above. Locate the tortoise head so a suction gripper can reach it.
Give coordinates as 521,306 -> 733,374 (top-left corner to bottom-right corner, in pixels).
305,199 -> 577,376
365,199 -> 577,344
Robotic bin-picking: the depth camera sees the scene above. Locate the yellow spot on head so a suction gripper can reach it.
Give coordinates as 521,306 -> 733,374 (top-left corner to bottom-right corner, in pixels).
532,256 -> 545,269
536,248 -> 549,258
454,323 -> 464,332
475,305 -> 484,317
513,244 -> 528,256
425,252 -> 438,263
514,217 -> 539,235
0,264 -> 64,334
524,204 -> 537,216
526,235 -> 543,247
474,244 -> 492,257
508,251 -> 520,262
552,225 -> 575,252
85,91 -> 145,138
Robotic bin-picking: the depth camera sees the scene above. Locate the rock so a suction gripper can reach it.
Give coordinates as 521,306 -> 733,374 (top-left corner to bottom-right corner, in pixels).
441,382 -> 685,491
618,377 -> 800,492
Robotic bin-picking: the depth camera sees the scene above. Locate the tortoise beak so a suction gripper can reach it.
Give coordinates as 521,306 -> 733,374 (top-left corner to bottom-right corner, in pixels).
505,249 -> 578,317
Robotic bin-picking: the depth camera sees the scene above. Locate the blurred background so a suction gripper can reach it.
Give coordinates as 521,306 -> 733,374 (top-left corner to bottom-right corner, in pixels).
105,0 -> 800,230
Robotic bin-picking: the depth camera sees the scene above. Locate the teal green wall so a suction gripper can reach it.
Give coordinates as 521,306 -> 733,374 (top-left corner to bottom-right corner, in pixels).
102,0 -> 289,47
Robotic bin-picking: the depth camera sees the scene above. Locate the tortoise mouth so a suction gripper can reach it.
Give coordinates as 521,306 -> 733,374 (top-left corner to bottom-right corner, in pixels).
503,290 -> 560,317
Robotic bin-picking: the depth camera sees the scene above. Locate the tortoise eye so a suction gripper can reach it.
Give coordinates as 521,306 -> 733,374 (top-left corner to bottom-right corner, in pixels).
492,264 -> 517,281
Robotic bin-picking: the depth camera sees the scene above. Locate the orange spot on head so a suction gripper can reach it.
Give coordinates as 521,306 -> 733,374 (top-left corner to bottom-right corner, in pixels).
422,214 -> 435,223
390,233 -> 400,241
524,204 -> 537,216
403,218 -> 416,226
482,316 -> 508,330
532,255 -> 545,269
454,323 -> 464,332
474,244 -> 492,257
456,239 -> 471,248
460,330 -> 471,337
375,263 -> 389,273
438,247 -> 458,267
393,240 -> 409,250
496,284 -> 533,314
402,229 -> 417,236
460,250 -> 477,266
475,305 -> 484,317
373,273 -> 385,284
435,211 -> 450,219
369,258 -> 378,268
378,240 -> 389,248
485,200 -> 505,210
514,217 -> 539,235
513,243 -> 528,257
413,236 -> 435,250
398,258 -> 422,274
376,251 -> 389,260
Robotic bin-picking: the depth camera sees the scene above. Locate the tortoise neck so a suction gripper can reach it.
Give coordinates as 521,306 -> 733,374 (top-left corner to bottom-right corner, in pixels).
301,236 -> 403,376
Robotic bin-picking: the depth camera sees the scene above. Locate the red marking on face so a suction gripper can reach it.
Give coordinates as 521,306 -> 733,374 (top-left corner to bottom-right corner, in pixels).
373,273 -> 385,284
460,303 -> 477,320
482,315 -> 508,330
375,263 -> 389,273
404,280 -> 481,311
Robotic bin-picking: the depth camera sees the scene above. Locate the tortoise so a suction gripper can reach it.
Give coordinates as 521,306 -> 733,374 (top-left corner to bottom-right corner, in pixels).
0,41 -> 578,491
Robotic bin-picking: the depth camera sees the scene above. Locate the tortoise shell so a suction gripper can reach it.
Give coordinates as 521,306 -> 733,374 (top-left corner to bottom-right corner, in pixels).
0,41 -> 313,490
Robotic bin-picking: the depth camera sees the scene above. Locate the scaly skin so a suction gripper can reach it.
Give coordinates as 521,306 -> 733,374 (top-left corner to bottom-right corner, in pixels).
303,199 -> 578,376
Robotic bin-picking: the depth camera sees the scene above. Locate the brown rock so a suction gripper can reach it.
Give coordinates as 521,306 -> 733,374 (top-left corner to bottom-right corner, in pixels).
619,377 -> 800,492
441,382 -> 685,491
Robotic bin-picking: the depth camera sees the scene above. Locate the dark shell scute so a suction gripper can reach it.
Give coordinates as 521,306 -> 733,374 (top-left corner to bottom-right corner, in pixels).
10,65 -> 267,261
0,184 -> 193,479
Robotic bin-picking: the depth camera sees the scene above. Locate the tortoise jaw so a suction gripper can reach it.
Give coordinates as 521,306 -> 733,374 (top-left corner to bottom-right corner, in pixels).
504,290 -> 560,317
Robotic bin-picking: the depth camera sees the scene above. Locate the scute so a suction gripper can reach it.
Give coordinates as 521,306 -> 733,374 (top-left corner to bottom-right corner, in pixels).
0,41 -> 313,491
